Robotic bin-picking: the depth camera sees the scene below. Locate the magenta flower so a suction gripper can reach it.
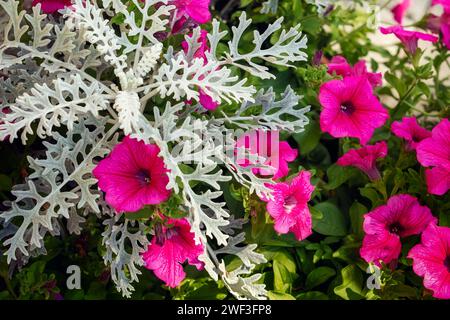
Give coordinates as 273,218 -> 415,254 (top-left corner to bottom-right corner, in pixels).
380,26 -> 439,54
262,171 -> 315,241
416,119 -> 450,196
93,136 -> 171,213
182,30 -> 219,111
360,194 -> 437,266
32,0 -> 72,13
337,141 -> 388,180
391,117 -> 431,151
318,76 -> 389,145
170,0 -> 211,25
236,130 -> 298,180
142,217 -> 204,288
391,0 -> 410,24
408,223 -> 450,299
327,56 -> 382,87
429,0 -> 450,49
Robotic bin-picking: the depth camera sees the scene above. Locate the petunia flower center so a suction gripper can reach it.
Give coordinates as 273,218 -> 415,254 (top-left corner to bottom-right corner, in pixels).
340,101 -> 355,115
165,226 -> 180,240
136,169 -> 151,185
388,222 -> 404,235
444,256 -> 450,273
283,196 -> 298,214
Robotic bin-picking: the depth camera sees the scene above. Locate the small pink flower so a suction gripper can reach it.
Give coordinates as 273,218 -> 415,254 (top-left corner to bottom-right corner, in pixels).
236,130 -> 298,180
391,117 -> 431,151
32,0 -> 72,13
182,30 -> 219,111
428,1 -> 450,49
391,0 -> 410,24
170,0 -> 211,25
93,136 -> 171,213
337,141 -> 388,180
262,171 -> 315,241
416,119 -> 450,196
380,26 -> 439,54
327,56 -> 382,87
408,223 -> 450,300
319,76 -> 389,145
360,194 -> 437,266
142,217 -> 204,288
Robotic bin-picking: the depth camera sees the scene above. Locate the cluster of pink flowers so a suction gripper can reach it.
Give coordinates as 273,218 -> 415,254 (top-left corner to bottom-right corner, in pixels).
360,194 -> 450,299
235,130 -> 316,241
320,43 -> 449,298
94,137 -> 203,288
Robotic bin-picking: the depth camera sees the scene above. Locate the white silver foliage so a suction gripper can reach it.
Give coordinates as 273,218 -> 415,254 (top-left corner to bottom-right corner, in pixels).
0,0 -> 311,299
1,116 -> 115,263
261,0 -> 279,14
208,12 -> 308,79
102,214 -> 149,298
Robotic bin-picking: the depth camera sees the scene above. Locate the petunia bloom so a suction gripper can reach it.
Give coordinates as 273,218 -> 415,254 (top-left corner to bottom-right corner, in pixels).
182,30 -> 219,111
416,118 -> 450,196
360,194 -> 437,266
262,171 -> 315,241
380,26 -> 439,54
391,117 -> 431,151
337,141 -> 388,180
170,0 -> 211,27
32,0 -> 72,14
428,0 -> 450,49
236,130 -> 298,180
93,136 -> 171,213
318,76 -> 389,145
142,217 -> 204,288
327,56 -> 382,87
391,0 -> 410,24
408,223 -> 450,300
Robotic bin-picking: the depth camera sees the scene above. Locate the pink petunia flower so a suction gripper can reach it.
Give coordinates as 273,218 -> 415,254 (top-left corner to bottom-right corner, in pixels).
182,30 -> 219,111
236,130 -> 298,180
408,223 -> 450,299
337,141 -> 388,180
32,0 -> 72,14
262,171 -> 315,241
391,117 -> 431,151
380,26 -> 439,54
142,217 -> 204,288
416,119 -> 450,196
428,0 -> 450,49
327,56 -> 382,87
391,0 -> 411,24
93,136 -> 171,213
170,0 -> 211,26
318,76 -> 389,145
360,194 -> 437,266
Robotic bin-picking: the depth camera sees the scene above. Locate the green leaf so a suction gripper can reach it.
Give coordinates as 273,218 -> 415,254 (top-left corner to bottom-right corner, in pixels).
312,202 -> 347,236
293,120 -> 322,155
349,202 -> 367,238
325,164 -> 354,190
124,206 -> 153,221
273,260 -> 294,293
305,267 -> 336,290
267,291 -> 296,300
0,174 -> 12,191
334,265 -> 365,300
296,291 -> 329,300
